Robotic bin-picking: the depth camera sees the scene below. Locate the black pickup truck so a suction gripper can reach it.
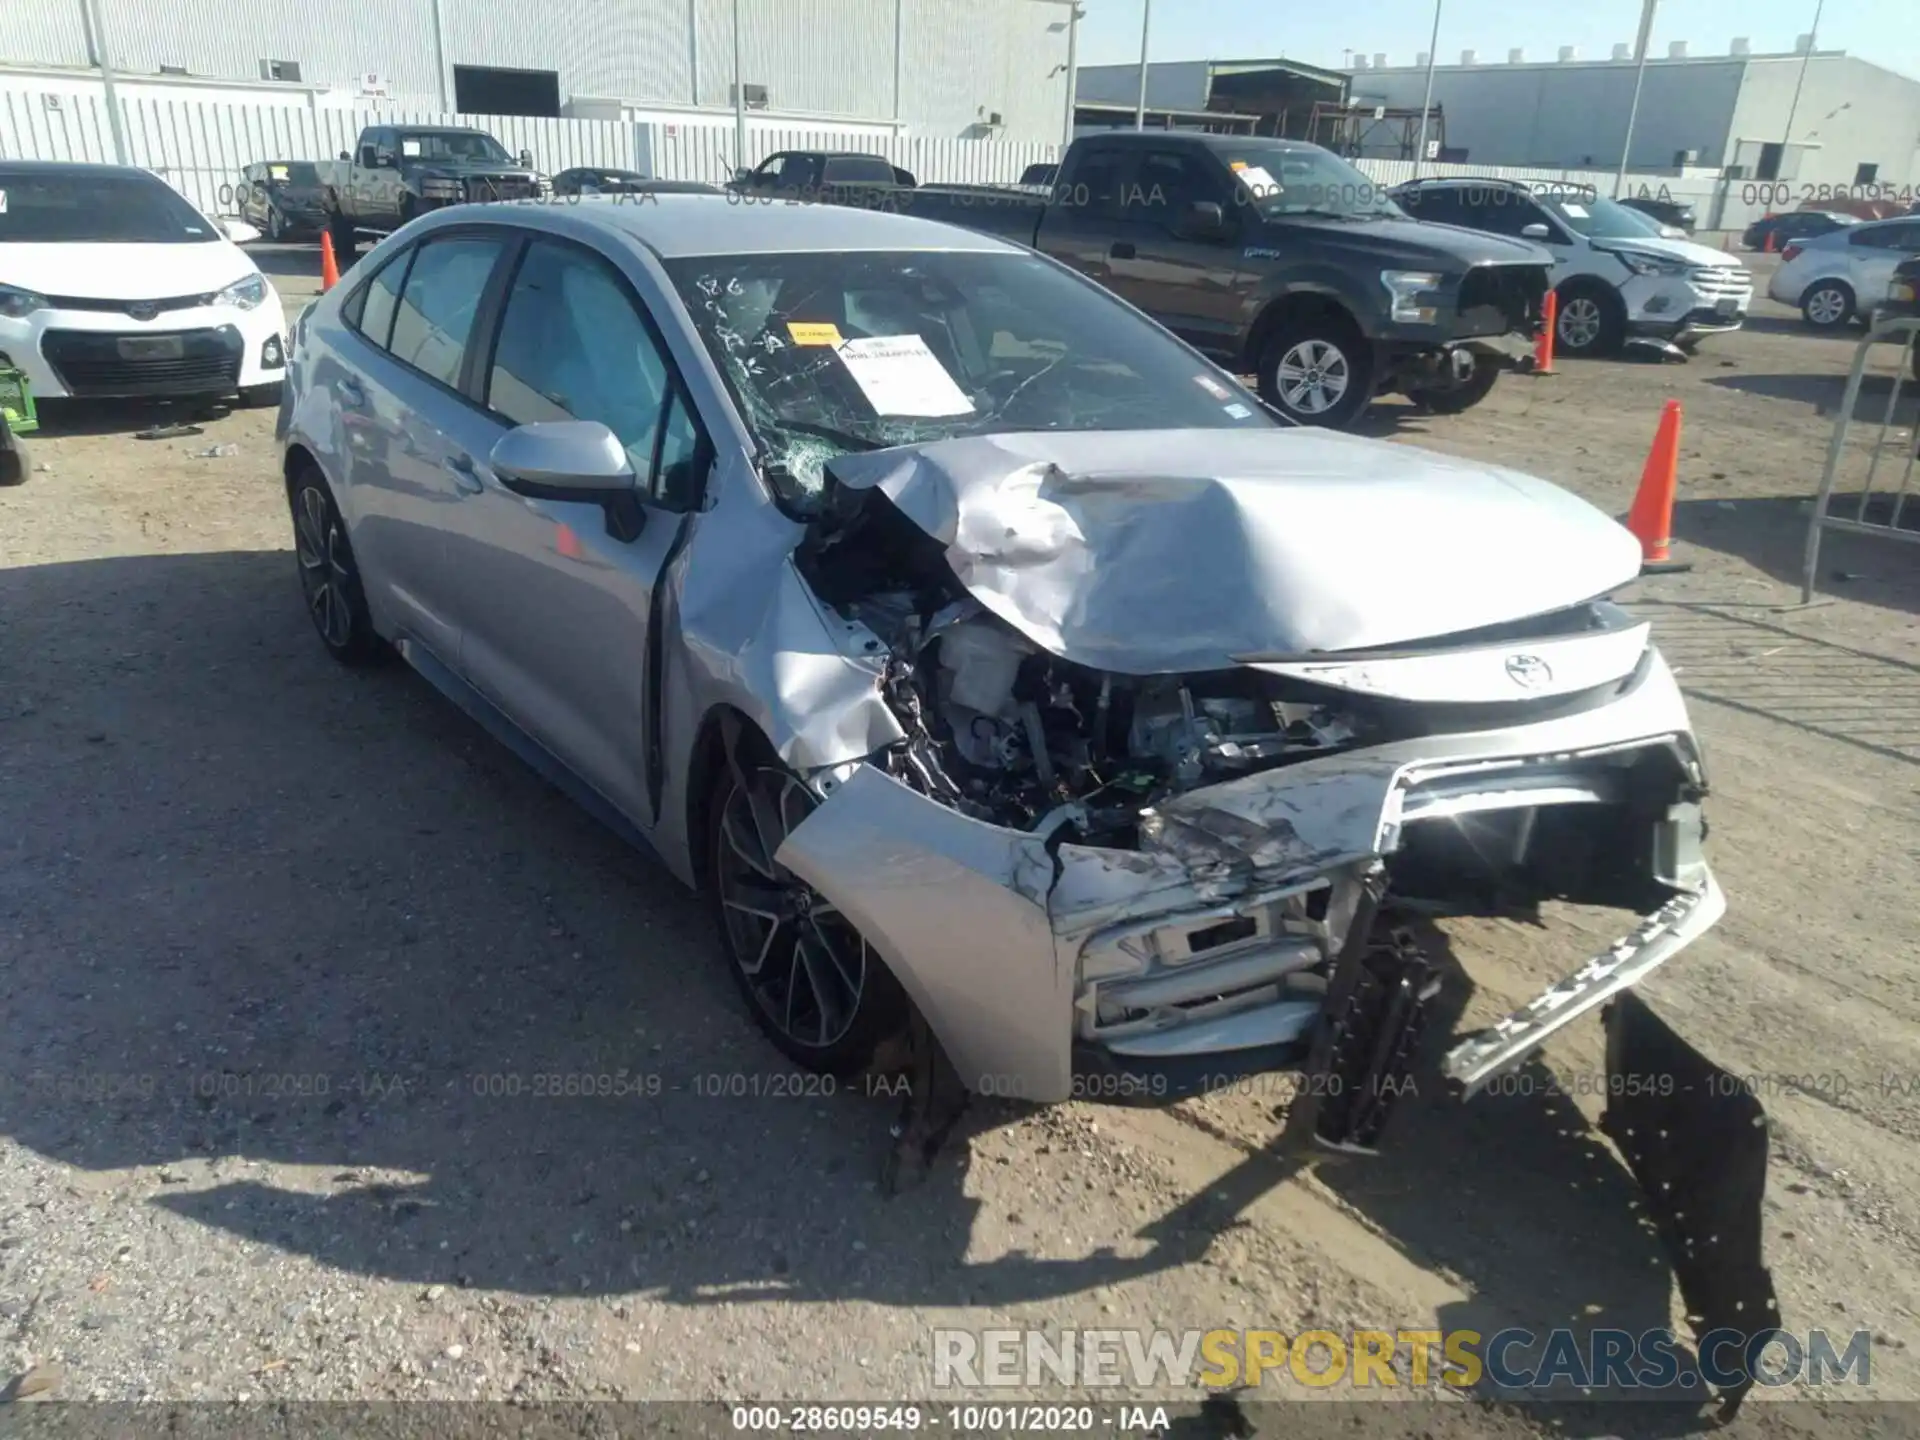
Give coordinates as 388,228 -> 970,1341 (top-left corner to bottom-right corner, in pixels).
892,132 -> 1552,426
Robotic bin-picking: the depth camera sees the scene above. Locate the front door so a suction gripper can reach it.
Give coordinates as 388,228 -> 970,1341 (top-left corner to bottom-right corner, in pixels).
440,234 -> 707,825
1100,146 -> 1247,358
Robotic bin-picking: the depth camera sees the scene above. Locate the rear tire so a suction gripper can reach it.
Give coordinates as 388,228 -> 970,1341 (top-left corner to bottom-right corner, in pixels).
289,465 -> 385,667
708,754 -> 906,1076
1257,313 -> 1374,428
1801,280 -> 1855,331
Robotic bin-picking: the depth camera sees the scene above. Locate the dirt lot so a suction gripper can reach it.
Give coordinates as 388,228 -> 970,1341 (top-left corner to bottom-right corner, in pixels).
2,245 -> 1918,1431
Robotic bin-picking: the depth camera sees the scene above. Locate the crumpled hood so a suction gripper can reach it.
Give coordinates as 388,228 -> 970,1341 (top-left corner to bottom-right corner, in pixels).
822,428 -> 1643,674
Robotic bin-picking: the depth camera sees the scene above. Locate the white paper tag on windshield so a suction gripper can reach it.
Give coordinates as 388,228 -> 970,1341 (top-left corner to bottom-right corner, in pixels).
1561,202 -> 1589,218
401,139 -> 422,157
835,335 -> 973,417
1234,165 -> 1279,197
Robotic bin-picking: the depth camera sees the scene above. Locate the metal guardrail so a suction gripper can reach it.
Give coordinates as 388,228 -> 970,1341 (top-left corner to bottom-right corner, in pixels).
1801,315 -> 1920,603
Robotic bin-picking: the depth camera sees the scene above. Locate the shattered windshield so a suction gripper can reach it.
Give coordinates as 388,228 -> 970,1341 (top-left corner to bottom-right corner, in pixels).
661,250 -> 1276,515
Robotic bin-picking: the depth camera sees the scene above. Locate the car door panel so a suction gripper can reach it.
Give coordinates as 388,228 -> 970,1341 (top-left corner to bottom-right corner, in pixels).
441,236 -> 700,825
337,233 -> 510,666
1103,148 -> 1246,355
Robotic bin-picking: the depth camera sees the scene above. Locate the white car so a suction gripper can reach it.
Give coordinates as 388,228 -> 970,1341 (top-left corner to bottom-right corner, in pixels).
1765,215 -> 1920,331
0,160 -> 286,407
1393,178 -> 1753,357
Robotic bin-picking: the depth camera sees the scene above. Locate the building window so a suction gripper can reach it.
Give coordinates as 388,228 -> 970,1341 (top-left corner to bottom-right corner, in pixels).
1854,162 -> 1879,186
1756,142 -> 1783,181
258,58 -> 303,82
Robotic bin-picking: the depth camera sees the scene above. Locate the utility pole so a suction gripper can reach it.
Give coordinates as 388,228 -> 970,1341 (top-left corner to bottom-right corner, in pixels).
1413,0 -> 1442,175
77,0 -> 128,165
1133,0 -> 1152,130
732,0 -> 747,174
1613,0 -> 1658,197
1063,3 -> 1080,149
1779,0 -> 1826,174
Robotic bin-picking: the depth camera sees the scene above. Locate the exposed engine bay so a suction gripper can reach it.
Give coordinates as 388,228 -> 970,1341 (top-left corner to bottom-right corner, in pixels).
774,432 -> 1774,1413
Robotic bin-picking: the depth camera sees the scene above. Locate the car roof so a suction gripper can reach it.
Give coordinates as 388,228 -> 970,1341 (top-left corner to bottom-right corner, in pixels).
1395,175 -> 1536,190
0,160 -> 163,180
443,192 -> 1024,259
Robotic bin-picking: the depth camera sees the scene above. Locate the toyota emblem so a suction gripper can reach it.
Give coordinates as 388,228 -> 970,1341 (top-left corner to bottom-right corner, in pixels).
1505,654 -> 1554,689
127,301 -> 158,321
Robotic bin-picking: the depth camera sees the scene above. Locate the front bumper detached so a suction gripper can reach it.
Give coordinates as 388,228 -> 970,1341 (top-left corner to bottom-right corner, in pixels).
777,650 -> 1722,1106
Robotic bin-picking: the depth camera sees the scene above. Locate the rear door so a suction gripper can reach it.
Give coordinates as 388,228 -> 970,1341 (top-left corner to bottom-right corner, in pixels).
438,232 -> 711,823
332,228 -> 513,666
1847,221 -> 1920,305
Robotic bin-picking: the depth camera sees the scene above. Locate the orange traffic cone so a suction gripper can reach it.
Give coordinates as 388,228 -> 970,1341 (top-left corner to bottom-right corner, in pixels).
1763,227 -> 1777,254
1535,289 -> 1558,376
320,230 -> 340,292
1626,399 -> 1691,574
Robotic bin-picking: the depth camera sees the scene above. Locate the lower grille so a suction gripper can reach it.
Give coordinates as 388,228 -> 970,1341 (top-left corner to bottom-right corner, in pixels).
42,325 -> 243,397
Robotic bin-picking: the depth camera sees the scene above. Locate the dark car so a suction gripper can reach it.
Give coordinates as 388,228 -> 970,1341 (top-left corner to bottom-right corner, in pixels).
728,150 -> 903,205
315,125 -> 544,260
1743,210 -> 1859,251
1879,255 -> 1920,382
1620,195 -> 1696,234
1020,162 -> 1059,187
239,160 -> 327,241
551,168 -> 720,197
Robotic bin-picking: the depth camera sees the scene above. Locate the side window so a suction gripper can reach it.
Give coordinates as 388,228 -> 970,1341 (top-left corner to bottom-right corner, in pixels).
486,238 -> 703,505
653,393 -> 707,509
1464,192 -> 1543,239
1068,149 -> 1126,220
345,244 -> 413,348
387,235 -> 503,388
1133,151 -> 1227,228
1851,226 -> 1899,249
1401,187 -> 1461,226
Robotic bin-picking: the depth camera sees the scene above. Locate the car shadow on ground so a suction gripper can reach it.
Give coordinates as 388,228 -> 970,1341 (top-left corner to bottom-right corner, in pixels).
0,549 -> 1725,1426
1707,369 -> 1920,424
1669,493 -> 1920,625
25,397 -> 246,438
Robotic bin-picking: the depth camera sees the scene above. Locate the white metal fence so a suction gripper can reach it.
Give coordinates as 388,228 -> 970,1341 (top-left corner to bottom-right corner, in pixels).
0,86 -> 1767,237
0,90 -> 1061,214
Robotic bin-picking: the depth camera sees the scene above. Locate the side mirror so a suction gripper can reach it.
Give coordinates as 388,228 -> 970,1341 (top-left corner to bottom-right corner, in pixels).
338,150 -> 351,161
519,149 -> 534,169
734,167 -> 751,183
1521,222 -> 1552,240
489,421 -> 645,542
1176,199 -> 1230,240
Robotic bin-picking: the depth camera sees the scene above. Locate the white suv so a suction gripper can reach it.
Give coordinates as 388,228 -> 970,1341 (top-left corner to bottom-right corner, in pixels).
1392,178 -> 1753,357
1765,216 -> 1920,331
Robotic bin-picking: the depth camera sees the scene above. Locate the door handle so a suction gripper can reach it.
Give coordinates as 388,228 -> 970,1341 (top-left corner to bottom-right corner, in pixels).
336,374 -> 366,408
443,452 -> 483,494
1110,241 -> 1136,260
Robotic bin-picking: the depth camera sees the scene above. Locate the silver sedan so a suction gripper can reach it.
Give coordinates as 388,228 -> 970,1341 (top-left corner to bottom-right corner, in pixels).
277,194 -> 1727,1154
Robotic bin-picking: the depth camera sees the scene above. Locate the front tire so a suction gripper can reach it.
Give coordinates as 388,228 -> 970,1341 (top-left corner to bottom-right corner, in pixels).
289,467 -> 384,667
1801,280 -> 1855,331
327,209 -> 357,264
1257,316 -> 1374,428
266,205 -> 286,242
709,760 -> 905,1076
240,382 -> 283,409
1554,283 -> 1625,357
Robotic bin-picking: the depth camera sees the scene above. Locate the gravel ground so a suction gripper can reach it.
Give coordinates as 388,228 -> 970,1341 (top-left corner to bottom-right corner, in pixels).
2,244 -> 1918,1435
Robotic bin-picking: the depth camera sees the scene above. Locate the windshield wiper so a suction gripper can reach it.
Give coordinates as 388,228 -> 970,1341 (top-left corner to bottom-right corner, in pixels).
768,419 -> 886,453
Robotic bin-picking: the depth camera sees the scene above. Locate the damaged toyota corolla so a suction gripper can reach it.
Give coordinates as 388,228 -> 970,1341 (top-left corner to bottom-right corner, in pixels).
282,197 -> 1775,1401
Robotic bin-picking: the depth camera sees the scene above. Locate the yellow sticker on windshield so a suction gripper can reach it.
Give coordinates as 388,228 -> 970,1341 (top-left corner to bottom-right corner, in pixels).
269,164 -> 290,180
787,322 -> 844,346
1228,160 -> 1248,172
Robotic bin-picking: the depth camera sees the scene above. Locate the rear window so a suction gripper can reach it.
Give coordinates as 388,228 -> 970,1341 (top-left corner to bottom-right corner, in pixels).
822,156 -> 894,185
0,170 -> 217,243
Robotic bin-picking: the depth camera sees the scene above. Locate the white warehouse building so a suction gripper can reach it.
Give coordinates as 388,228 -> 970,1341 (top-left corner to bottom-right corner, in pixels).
3,0 -> 1075,143
1345,38 -> 1920,188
